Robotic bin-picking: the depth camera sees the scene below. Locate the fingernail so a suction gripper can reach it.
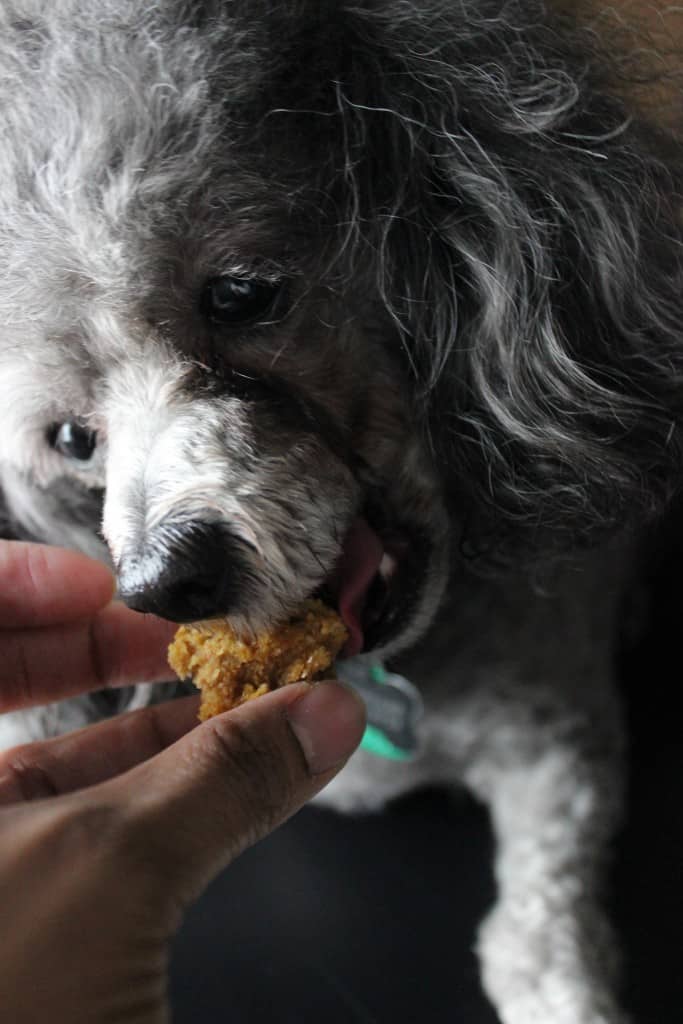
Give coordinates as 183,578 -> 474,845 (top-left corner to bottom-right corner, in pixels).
286,682 -> 367,775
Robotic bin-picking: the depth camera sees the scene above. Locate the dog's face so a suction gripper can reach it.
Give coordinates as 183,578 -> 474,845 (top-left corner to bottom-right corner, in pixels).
0,2 -> 449,658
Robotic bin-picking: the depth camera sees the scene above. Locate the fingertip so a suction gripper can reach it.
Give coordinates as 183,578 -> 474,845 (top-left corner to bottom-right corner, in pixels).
285,681 -> 367,775
44,545 -> 117,608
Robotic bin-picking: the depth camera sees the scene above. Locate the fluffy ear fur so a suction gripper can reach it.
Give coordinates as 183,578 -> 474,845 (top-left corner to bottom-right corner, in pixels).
316,1 -> 683,565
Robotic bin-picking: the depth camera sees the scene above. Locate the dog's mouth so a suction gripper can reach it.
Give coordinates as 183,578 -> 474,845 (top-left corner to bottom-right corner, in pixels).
320,511 -> 429,657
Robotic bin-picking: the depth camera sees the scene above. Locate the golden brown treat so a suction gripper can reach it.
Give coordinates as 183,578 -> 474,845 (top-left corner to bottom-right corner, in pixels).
167,599 -> 348,721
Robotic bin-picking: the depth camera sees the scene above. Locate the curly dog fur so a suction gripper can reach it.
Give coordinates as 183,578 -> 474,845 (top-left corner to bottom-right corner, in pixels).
0,2 -> 681,1021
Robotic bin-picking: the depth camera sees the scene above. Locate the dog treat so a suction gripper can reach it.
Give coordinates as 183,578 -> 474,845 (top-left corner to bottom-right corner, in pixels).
168,599 -> 348,720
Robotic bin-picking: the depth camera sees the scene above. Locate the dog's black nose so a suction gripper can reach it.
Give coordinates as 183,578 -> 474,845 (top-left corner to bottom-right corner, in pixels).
117,521 -> 245,622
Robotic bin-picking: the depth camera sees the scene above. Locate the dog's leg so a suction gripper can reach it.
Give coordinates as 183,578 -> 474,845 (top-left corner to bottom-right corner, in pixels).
427,558 -> 630,1024
451,688 -> 626,1024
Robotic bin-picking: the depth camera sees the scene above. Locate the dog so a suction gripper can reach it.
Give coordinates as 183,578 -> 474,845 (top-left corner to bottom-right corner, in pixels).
0,2 -> 681,1021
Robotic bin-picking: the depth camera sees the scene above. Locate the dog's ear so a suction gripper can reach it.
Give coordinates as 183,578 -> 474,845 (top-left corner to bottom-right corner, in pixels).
331,9 -> 683,560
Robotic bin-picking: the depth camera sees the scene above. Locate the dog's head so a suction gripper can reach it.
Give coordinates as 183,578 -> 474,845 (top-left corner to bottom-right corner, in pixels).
0,1 -> 681,657
0,1 -> 454,658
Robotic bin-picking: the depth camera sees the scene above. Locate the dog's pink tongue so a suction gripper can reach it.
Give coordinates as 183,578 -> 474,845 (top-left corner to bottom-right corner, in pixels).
336,517 -> 384,657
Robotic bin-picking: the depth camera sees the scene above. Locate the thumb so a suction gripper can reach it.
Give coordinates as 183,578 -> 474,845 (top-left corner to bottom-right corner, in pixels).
98,681 -> 366,913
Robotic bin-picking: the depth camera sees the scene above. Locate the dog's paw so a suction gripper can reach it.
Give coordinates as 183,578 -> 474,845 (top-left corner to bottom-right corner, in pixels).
478,904 -> 628,1024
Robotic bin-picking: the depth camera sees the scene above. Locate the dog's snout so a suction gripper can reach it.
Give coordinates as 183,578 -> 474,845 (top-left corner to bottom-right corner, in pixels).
117,521 -> 245,622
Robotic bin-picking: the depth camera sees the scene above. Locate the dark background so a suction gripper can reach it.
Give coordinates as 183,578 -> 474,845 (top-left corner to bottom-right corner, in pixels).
170,528 -> 682,1024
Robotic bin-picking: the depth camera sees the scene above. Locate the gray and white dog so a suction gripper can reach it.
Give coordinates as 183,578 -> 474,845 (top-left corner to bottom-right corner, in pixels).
0,2 -> 681,1021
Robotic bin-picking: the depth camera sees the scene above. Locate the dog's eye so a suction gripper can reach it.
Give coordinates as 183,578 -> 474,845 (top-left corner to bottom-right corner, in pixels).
202,276 -> 281,325
49,421 -> 97,462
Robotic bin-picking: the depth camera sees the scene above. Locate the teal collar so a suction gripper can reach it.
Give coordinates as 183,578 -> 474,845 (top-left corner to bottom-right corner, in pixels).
336,661 -> 423,761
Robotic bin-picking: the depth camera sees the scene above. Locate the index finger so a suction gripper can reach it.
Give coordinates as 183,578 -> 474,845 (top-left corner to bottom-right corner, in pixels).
0,602 -> 178,712
0,542 -> 115,628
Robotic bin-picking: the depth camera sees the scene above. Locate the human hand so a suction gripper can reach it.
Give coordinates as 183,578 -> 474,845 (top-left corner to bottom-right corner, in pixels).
0,541 -> 366,1023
